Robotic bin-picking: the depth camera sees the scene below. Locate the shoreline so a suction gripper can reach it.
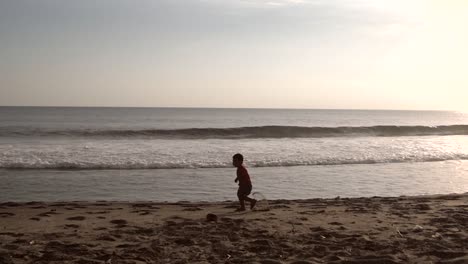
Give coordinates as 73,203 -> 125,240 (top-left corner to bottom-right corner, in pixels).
2,192 -> 467,204
1,194 -> 467,263
2,191 -> 467,204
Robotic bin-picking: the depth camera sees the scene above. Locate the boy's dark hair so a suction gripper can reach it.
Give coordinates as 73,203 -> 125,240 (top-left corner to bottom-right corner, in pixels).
233,153 -> 243,162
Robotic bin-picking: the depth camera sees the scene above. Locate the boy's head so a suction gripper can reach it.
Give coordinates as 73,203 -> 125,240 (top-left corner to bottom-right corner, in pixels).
232,153 -> 244,167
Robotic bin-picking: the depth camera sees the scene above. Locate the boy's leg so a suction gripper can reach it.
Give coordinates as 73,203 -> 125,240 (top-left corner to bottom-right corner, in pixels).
237,190 -> 246,210
244,196 -> 257,209
238,186 -> 256,210
239,197 -> 246,210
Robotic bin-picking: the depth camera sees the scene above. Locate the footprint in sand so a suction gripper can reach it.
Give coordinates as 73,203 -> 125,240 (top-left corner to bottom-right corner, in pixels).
3,244 -> 20,251
1,202 -> 20,207
0,232 -> 24,237
94,203 -> 110,206
37,212 -> 58,217
110,219 -> 128,227
116,243 -> 134,248
86,211 -> 106,215
30,205 -> 47,209
12,238 -> 28,244
96,234 -> 116,241
182,207 -> 203,211
132,203 -> 159,209
414,203 -> 432,211
0,212 -> 14,217
130,210 -> 151,215
66,216 -> 86,221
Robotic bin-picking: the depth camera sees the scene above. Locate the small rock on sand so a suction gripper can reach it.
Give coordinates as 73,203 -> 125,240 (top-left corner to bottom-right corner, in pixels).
206,213 -> 218,222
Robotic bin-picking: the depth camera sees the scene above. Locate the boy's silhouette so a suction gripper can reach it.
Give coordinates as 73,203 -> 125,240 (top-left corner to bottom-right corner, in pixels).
233,153 -> 256,211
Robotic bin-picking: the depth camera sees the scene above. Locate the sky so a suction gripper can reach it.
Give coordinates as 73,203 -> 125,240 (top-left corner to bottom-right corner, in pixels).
0,0 -> 467,110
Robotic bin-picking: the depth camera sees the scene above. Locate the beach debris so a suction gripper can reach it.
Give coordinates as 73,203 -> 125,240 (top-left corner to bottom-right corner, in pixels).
412,225 -> 424,232
29,240 -> 35,245
345,246 -> 353,255
206,213 -> 218,222
396,228 -> 404,237
391,224 -> 405,238
432,232 -> 443,239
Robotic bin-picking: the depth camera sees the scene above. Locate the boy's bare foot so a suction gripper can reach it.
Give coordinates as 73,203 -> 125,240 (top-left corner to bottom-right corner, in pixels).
250,199 -> 257,210
235,207 -> 246,212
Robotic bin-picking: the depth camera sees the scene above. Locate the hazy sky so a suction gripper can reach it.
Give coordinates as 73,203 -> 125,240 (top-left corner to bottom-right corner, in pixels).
1,0 -> 467,110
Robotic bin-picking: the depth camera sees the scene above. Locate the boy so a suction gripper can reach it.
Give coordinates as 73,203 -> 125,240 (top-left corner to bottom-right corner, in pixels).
233,153 -> 256,211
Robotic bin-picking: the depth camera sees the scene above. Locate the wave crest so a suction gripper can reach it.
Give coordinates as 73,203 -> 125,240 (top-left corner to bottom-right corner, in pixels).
2,155 -> 467,170
2,125 -> 468,139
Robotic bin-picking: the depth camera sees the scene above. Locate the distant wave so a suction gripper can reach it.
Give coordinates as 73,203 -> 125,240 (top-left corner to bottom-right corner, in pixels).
1,125 -> 468,139
1,155 -> 467,170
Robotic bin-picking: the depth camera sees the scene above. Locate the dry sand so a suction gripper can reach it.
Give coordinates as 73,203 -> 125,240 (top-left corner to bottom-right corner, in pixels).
0,194 -> 467,264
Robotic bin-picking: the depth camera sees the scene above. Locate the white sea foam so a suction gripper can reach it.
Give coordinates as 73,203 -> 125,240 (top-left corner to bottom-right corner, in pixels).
1,136 -> 467,170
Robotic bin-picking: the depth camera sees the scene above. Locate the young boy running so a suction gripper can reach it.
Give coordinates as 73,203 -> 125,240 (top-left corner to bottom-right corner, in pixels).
232,153 -> 256,211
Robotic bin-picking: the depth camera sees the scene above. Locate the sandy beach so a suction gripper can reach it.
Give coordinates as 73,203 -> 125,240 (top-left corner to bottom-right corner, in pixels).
0,194 -> 467,264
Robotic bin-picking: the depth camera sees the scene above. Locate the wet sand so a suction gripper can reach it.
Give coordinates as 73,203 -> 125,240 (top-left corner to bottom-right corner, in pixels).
0,194 -> 467,263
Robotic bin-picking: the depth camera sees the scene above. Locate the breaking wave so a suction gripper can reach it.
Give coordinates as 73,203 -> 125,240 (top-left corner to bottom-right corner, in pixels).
2,155 -> 468,170
2,125 -> 468,139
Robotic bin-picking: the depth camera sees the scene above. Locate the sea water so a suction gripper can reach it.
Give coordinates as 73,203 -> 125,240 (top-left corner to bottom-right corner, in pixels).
1,107 -> 467,201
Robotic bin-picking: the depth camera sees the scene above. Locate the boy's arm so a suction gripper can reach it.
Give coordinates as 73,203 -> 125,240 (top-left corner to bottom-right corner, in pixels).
234,170 -> 239,183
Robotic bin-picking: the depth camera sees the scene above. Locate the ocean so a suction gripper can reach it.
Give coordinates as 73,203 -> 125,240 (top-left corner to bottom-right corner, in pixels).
1,107 -> 467,202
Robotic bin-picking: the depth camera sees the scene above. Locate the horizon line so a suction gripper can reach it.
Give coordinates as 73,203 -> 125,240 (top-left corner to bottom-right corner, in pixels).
0,105 -> 458,112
